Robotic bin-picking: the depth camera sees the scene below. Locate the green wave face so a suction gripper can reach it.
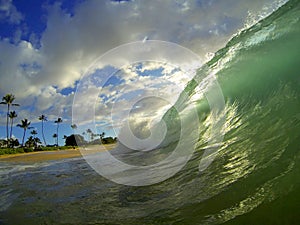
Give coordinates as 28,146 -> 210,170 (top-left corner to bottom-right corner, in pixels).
159,0 -> 300,224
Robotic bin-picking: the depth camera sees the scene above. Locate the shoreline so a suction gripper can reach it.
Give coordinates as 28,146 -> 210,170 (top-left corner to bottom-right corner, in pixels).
0,144 -> 116,163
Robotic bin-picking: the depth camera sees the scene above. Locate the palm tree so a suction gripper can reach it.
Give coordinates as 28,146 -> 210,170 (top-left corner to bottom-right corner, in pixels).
33,137 -> 42,147
30,130 -> 38,148
31,129 -> 37,138
38,114 -> 47,146
25,136 -> 35,148
52,133 -> 57,146
10,138 -> 19,147
54,117 -> 63,146
17,119 -> 32,147
8,111 -> 17,139
0,94 -> 19,146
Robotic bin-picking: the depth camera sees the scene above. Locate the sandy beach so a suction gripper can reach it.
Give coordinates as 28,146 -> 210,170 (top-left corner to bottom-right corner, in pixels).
0,144 -> 116,163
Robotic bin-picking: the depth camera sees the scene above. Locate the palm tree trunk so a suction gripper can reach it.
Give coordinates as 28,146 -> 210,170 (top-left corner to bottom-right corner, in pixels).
22,128 -> 26,147
10,118 -> 13,139
6,105 -> 10,146
41,121 -> 47,146
56,124 -> 59,146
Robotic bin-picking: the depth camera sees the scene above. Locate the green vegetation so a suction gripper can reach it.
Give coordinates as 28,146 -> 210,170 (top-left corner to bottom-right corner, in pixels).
0,147 -> 25,155
0,145 -> 76,155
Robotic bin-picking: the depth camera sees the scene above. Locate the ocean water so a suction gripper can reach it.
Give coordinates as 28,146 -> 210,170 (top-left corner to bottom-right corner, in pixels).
1,0 -> 300,224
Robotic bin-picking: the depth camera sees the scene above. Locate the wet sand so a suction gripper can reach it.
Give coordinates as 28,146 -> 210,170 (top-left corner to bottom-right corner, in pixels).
0,144 -> 116,163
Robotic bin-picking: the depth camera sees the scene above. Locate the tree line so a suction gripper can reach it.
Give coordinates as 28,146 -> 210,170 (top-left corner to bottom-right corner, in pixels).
0,93 -> 116,148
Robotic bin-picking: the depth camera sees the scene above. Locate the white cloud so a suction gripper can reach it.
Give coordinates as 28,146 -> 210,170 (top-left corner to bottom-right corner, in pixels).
0,40 -> 42,96
72,61 -> 195,137
0,0 -> 23,24
0,0 -> 285,127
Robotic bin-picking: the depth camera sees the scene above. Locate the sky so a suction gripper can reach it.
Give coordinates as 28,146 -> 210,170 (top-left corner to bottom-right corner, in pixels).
0,0 -> 286,146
